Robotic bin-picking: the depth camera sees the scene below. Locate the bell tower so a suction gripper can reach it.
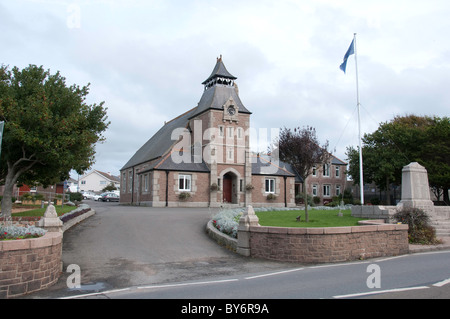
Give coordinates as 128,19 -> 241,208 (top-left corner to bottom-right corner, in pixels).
189,56 -> 252,206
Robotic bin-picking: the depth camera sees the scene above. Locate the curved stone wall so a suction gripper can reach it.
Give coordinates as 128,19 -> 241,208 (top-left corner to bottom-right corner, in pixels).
247,221 -> 409,263
0,232 -> 63,298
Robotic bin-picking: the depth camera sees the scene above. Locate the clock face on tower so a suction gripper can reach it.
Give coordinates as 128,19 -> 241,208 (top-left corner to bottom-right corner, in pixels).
228,106 -> 236,115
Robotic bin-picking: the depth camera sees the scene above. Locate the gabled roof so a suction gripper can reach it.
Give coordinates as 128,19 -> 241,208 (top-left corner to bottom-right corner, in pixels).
188,84 -> 251,119
121,108 -> 197,170
121,57 -> 251,172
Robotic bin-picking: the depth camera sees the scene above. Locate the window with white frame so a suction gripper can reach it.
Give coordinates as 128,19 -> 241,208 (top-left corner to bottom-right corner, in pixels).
218,126 -> 224,137
335,166 -> 340,178
312,184 -> 318,196
237,127 -> 243,139
312,166 -> 317,176
265,178 -> 275,193
227,127 -> 233,138
323,164 -> 330,177
178,174 -> 191,191
323,184 -> 330,197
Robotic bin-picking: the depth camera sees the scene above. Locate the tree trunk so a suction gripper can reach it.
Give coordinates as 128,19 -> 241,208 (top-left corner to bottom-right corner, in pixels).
303,181 -> 309,223
385,176 -> 391,206
1,173 -> 16,218
444,187 -> 450,206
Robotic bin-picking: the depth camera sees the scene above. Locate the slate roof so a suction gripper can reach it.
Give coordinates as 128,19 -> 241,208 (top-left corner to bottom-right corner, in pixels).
201,56 -> 237,85
121,58 -> 251,172
138,151 -> 210,174
251,155 -> 302,182
121,108 -> 197,170
188,84 -> 251,119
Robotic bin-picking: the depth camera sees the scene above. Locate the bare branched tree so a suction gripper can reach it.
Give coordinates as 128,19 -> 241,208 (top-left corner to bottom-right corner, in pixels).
278,126 -> 330,222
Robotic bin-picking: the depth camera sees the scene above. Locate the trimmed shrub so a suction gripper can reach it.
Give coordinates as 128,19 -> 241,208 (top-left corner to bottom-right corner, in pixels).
394,207 -> 439,244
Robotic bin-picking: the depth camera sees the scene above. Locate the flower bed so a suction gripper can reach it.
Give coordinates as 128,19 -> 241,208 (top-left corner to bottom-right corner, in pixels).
0,225 -> 47,241
59,204 -> 91,223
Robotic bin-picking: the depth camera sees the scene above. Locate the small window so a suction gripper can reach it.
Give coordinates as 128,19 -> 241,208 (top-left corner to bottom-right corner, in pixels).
336,185 -> 341,196
335,166 -> 340,178
265,178 -> 275,193
312,166 -> 317,177
237,127 -> 243,139
227,127 -> 233,138
129,170 -> 133,193
178,174 -> 191,191
218,126 -> 224,137
144,174 -> 149,192
312,184 -> 318,196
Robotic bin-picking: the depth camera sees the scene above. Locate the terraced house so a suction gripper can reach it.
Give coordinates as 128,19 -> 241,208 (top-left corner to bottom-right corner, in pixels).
120,57 -> 299,207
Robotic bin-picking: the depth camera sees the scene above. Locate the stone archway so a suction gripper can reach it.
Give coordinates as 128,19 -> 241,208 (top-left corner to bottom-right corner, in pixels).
220,168 -> 240,204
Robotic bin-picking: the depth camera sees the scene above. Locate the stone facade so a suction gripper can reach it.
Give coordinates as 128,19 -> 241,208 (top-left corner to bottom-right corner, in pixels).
120,57 -> 298,208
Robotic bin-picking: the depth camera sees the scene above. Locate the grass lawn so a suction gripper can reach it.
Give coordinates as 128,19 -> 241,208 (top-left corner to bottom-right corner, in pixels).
256,209 -> 366,228
10,205 -> 77,217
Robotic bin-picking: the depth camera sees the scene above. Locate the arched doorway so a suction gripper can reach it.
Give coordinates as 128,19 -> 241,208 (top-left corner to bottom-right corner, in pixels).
223,172 -> 236,204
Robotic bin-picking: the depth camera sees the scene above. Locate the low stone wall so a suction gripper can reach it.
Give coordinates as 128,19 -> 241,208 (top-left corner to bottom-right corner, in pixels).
206,220 -> 237,251
351,205 -> 398,222
247,221 -> 409,263
0,232 -> 63,298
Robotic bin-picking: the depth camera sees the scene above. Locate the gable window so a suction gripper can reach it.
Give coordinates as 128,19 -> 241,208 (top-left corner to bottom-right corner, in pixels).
265,178 -> 275,193
178,174 -> 191,191
312,166 -> 317,177
335,166 -> 340,178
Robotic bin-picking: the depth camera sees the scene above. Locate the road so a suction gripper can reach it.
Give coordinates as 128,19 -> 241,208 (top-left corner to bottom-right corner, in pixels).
64,250 -> 450,300
25,201 -> 450,301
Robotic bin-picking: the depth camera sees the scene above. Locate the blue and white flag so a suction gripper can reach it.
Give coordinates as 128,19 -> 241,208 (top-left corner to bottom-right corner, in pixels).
340,39 -> 355,73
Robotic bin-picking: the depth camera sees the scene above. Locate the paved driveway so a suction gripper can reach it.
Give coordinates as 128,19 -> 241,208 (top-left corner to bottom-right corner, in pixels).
30,201 -> 294,298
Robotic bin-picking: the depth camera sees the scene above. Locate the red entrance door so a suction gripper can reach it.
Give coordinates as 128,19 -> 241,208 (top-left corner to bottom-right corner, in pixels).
223,175 -> 232,203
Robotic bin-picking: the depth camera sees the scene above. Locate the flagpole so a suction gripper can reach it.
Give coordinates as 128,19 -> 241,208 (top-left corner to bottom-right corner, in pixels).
353,33 -> 364,205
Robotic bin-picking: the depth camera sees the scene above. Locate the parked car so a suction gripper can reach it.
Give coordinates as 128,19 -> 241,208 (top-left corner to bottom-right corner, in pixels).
82,192 -> 96,200
92,193 -> 105,201
100,192 -> 120,202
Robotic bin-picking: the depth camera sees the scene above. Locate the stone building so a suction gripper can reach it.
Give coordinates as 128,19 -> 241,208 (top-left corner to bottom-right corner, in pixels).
120,57 -> 299,207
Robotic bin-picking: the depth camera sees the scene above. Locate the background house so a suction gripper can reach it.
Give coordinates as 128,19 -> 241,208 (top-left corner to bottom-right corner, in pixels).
79,170 -> 120,193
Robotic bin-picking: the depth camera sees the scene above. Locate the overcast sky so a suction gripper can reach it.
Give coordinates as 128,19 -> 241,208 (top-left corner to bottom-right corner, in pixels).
2,0 -> 449,178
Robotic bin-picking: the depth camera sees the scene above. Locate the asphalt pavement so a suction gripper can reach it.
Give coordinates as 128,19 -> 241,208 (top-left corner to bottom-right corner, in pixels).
24,201 -> 297,299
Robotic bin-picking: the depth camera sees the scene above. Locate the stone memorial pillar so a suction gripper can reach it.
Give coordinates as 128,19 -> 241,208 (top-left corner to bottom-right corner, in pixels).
237,205 -> 259,256
398,162 -> 434,215
37,203 -> 63,233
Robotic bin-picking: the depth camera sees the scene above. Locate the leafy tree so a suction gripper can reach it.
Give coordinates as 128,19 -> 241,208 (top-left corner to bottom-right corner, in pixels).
0,64 -> 109,217
102,182 -> 118,192
278,126 -> 330,222
346,115 -> 449,205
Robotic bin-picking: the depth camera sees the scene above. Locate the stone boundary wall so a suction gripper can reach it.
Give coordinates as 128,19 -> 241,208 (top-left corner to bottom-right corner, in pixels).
206,220 -> 238,251
247,221 -> 409,263
0,232 -> 63,299
0,207 -> 95,298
